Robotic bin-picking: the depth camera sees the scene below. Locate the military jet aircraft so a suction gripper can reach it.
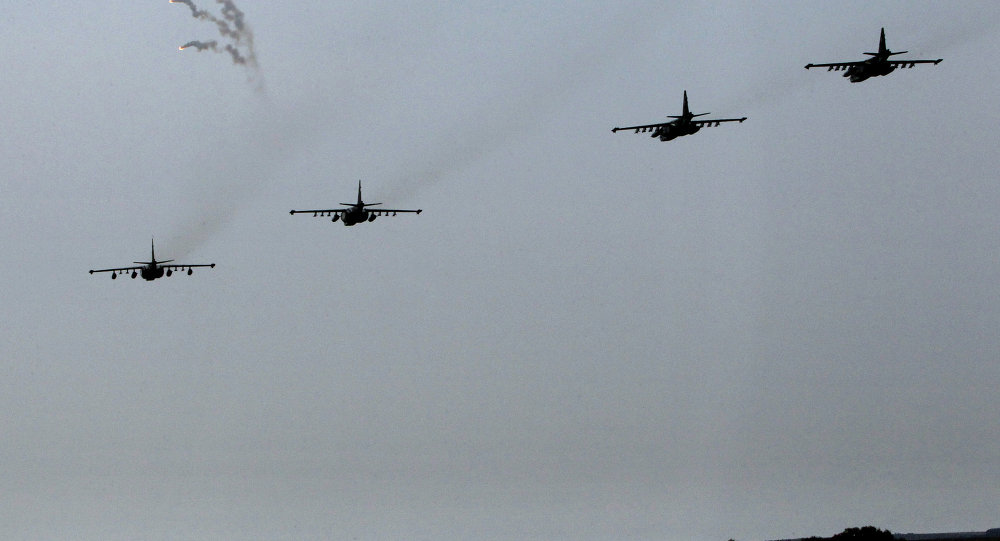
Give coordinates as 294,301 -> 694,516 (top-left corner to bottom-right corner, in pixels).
89,239 -> 215,280
289,181 -> 422,226
612,91 -> 747,142
805,28 -> 942,83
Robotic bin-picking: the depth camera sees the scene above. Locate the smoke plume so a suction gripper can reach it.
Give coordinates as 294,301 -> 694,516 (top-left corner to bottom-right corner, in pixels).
171,0 -> 259,76
224,44 -> 246,65
164,103 -> 327,260
179,40 -> 217,52
169,0 -> 208,19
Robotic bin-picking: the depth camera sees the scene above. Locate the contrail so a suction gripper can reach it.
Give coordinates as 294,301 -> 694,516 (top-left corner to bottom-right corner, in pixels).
171,0 -> 259,73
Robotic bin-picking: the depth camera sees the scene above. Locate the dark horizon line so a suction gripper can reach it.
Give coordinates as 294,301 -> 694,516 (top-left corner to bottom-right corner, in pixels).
767,528 -> 1000,541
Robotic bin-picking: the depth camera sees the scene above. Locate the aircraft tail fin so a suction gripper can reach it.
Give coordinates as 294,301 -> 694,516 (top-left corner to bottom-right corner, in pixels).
339,180 -> 383,207
864,28 -> 887,56
136,238 -> 172,265
667,90 -> 710,119
864,28 -> 906,57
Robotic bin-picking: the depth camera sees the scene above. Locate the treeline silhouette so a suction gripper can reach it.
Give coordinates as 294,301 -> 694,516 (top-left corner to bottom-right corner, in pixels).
756,526 -> 1000,541
818,527 -> 897,541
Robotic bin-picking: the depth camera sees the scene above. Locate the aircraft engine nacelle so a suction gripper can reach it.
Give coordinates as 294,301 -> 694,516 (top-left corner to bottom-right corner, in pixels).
188,268 -> 193,275
131,271 -> 137,279
368,213 -> 377,222
659,127 -> 678,141
166,269 -> 173,277
845,65 -> 867,81
331,213 -> 340,222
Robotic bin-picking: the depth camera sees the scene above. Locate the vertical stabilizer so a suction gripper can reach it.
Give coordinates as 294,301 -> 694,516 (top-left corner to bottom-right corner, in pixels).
682,90 -> 690,118
879,27 -> 887,56
357,180 -> 363,206
151,237 -> 156,263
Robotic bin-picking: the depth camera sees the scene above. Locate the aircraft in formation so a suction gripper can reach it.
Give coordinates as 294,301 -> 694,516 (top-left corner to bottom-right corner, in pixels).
89,183 -> 422,280
289,181 -> 422,226
805,27 -> 942,83
89,239 -> 215,280
90,28 -> 943,279
612,91 -> 747,142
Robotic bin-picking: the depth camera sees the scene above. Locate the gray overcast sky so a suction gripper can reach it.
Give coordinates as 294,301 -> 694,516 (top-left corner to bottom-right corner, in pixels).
1,1 -> 998,540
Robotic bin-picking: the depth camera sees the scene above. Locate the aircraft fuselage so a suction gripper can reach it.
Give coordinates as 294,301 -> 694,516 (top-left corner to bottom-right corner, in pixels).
652,120 -> 700,141
140,264 -> 165,281
844,58 -> 895,83
291,181 -> 420,226
91,240 -> 213,280
339,206 -> 374,226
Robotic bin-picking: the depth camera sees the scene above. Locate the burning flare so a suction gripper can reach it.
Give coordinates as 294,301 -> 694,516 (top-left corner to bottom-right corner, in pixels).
179,40 -> 217,51
171,0 -> 258,70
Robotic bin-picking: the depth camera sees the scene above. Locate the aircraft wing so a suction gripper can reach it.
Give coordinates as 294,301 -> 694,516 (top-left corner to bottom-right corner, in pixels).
290,208 -> 422,216
366,209 -> 422,215
160,263 -> 216,270
691,117 -> 747,127
289,208 -> 348,216
612,122 -> 672,134
804,61 -> 862,70
888,58 -> 942,68
89,265 -> 141,275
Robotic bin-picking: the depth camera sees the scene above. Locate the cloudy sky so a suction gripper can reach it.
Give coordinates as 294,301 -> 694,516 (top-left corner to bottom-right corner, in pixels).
1,1 -> 998,540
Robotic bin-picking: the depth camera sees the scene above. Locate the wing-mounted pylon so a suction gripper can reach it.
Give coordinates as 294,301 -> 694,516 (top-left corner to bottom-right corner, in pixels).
289,181 -> 421,223
612,91 -> 746,135
805,28 -> 941,72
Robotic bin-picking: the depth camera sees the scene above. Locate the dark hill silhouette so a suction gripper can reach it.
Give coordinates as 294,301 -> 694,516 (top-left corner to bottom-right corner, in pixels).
768,526 -> 1000,541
